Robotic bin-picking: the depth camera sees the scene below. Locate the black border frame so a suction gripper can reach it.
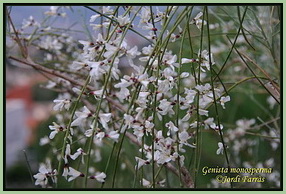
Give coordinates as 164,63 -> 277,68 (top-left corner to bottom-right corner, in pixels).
3,3 -> 283,191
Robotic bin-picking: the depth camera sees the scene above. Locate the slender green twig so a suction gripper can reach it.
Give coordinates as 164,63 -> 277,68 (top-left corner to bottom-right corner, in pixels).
23,150 -> 34,184
175,18 -> 189,187
214,6 -> 248,80
100,142 -> 115,188
237,6 -> 255,50
194,7 -> 206,188
206,7 -> 233,188
149,7 -> 158,188
227,37 -> 280,104
56,75 -> 90,187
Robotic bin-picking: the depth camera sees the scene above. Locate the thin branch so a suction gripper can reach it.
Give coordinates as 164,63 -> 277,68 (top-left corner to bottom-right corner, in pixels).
239,52 -> 280,93
6,8 -> 28,58
8,56 -> 127,112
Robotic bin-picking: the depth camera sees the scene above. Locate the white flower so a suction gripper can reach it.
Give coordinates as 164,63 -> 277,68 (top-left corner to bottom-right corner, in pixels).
99,113 -> 112,129
210,123 -> 224,131
71,61 -> 88,71
33,160 -> 57,187
191,12 -> 207,30
165,121 -> 179,136
62,166 -> 69,180
114,78 -> 133,88
216,142 -> 224,155
180,72 -> 190,78
179,131 -> 190,142
67,167 -> 84,182
48,122 -> 65,139
126,46 -> 141,59
142,22 -> 156,31
90,172 -> 106,182
117,15 -> 131,27
135,157 -> 150,170
142,178 -> 151,188
45,6 -> 59,15
184,88 -> 197,104
71,106 -> 92,127
88,61 -> 106,80
103,6 -> 113,14
203,117 -> 215,129
267,96 -> 277,109
163,67 -> 177,81
136,92 -> 150,108
199,94 -> 213,108
137,73 -> 150,88
158,179 -> 166,187
90,89 -> 105,99
22,16 -> 40,29
154,7 -> 165,23
106,131 -> 120,142
139,7 -> 151,25
84,129 -> 93,137
95,132 -> 105,141
142,45 -> 153,55
103,43 -> 118,59
158,99 -> 175,116
190,121 -> 198,129
64,144 -> 71,164
181,113 -> 191,122
116,87 -> 130,101
198,109 -> 209,116
198,50 -> 215,71
179,131 -> 195,148
34,165 -> 49,187
162,54 -> 179,71
53,94 -> 71,111
169,32 -> 177,42
79,40 -> 93,53
39,36 -> 63,50
90,14 -> 100,22
39,136 -> 50,146
154,150 -> 172,165
236,119 -> 256,130
195,83 -> 211,93
124,114 -> 135,128
133,125 -> 144,141
70,148 -> 86,164
145,120 -> 155,133
220,96 -> 230,109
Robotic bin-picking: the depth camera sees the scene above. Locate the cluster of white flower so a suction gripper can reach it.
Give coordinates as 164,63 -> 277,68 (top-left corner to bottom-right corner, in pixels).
27,6 -> 232,188
16,5 -> 278,189
33,159 -> 57,188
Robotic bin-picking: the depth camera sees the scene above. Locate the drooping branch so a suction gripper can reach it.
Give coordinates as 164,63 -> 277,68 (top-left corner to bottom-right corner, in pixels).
8,56 -> 127,112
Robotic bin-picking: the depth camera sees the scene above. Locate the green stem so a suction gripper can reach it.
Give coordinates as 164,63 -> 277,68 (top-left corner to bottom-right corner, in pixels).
214,6 -> 248,80
175,17 -> 189,187
194,7 -> 206,188
56,75 -> 90,188
206,6 -> 233,188
23,150 -> 34,184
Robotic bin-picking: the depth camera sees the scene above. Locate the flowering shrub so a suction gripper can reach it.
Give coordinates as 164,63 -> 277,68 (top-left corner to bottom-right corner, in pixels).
6,5 -> 280,189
